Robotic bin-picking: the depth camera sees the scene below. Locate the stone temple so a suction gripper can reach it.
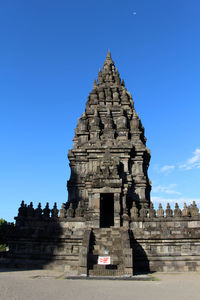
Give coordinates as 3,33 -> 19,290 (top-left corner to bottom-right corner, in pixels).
67,51 -> 151,229
2,52 -> 200,275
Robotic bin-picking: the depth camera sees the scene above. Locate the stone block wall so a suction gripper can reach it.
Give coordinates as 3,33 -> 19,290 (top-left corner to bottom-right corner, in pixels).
2,200 -> 200,275
130,218 -> 200,272
2,218 -> 88,275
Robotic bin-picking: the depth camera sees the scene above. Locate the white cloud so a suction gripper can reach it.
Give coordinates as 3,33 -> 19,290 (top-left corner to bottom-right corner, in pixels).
160,165 -> 175,173
179,148 -> 200,170
151,196 -> 200,208
152,184 -> 181,195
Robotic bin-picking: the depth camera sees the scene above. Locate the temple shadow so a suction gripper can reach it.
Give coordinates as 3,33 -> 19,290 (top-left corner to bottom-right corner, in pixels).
129,230 -> 151,275
0,204 -> 63,272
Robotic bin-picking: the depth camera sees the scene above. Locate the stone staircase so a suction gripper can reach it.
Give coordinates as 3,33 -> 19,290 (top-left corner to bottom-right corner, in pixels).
88,228 -> 132,276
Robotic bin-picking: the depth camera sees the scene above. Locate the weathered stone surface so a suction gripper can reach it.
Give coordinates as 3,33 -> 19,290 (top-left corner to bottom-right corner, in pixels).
67,51 -> 151,221
3,52 -> 200,275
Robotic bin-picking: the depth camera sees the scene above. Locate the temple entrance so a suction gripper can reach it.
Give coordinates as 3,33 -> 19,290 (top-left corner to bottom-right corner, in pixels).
100,193 -> 114,228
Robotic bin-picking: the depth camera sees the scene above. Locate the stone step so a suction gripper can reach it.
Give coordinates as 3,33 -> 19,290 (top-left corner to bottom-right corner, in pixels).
93,247 -> 123,255
94,236 -> 121,242
93,229 -> 120,235
87,229 -> 132,277
93,247 -> 123,254
89,268 -> 124,277
89,228 -> 125,274
93,229 -> 120,234
92,264 -> 124,270
94,234 -> 121,239
94,241 -> 122,247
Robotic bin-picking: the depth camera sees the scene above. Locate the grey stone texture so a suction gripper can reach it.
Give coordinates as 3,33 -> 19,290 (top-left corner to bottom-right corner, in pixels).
2,52 -> 200,275
67,51 -> 151,221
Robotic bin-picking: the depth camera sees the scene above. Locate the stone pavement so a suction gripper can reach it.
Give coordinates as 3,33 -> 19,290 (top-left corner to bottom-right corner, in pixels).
0,269 -> 200,300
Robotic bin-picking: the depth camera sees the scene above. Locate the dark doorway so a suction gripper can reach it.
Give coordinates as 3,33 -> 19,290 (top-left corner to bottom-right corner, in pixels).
100,193 -> 114,228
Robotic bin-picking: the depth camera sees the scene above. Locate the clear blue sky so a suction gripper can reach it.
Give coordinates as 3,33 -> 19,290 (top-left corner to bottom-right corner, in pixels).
0,0 -> 200,222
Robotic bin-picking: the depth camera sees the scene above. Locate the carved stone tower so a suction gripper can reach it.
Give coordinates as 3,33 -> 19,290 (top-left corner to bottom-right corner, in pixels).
67,51 -> 151,228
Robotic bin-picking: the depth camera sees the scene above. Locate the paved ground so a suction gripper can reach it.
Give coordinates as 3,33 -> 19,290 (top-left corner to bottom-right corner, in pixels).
0,269 -> 200,300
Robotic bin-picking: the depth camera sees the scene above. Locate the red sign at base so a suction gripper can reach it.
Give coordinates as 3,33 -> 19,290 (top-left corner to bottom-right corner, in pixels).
98,256 -> 111,265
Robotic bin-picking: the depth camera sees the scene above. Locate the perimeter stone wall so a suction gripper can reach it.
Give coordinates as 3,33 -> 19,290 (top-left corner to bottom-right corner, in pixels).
130,218 -> 200,272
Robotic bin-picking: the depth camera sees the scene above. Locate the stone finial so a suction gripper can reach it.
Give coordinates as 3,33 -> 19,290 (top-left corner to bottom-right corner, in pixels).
148,202 -> 156,218
27,202 -> 35,218
130,202 -> 138,220
140,205 -> 147,218
190,201 -> 199,217
157,203 -> 164,218
51,202 -> 59,219
182,203 -> 190,217
43,202 -> 50,219
18,200 -> 25,217
35,203 -> 42,219
59,203 -> 66,218
67,203 -> 74,218
165,203 -> 173,218
106,50 -> 111,59
122,210 -> 129,228
174,203 -> 182,217
97,69 -> 103,85
93,79 -> 97,90
114,68 -> 121,85
101,52 -> 117,84
115,68 -> 119,78
103,51 -> 114,67
75,202 -> 84,217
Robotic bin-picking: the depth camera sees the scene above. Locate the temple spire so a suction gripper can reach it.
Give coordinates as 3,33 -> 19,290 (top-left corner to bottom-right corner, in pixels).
96,50 -> 118,85
104,50 -> 114,66
106,50 -> 111,59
